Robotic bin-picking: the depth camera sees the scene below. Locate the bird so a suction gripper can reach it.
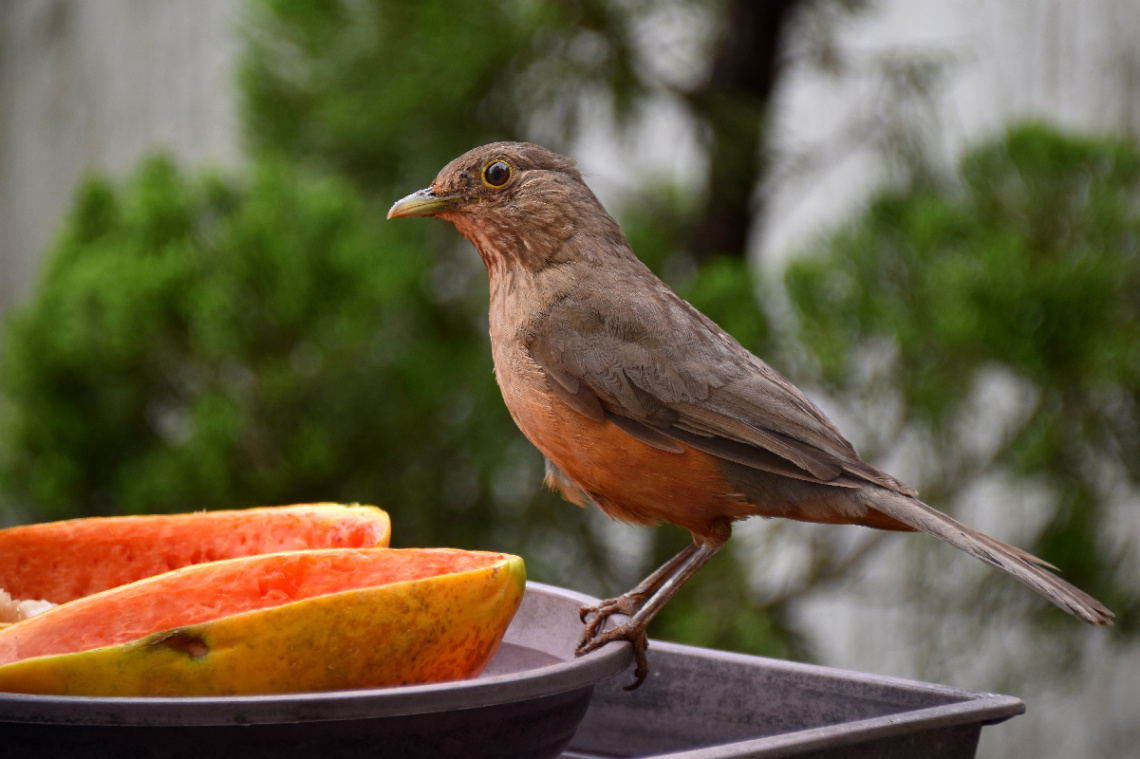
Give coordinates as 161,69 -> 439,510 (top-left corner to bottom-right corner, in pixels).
388,141 -> 1114,688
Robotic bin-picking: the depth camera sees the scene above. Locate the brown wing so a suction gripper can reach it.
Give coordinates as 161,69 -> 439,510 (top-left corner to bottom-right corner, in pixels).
528,281 -> 916,496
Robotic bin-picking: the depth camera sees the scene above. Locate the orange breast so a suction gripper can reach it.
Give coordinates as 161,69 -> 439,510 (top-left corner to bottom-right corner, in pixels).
499,370 -> 755,542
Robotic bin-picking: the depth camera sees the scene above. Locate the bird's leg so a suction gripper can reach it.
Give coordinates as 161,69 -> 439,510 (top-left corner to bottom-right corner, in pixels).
577,541 -> 722,690
578,541 -> 700,635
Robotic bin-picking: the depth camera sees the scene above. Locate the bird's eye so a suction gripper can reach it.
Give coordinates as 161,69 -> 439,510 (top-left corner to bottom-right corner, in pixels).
482,161 -> 512,188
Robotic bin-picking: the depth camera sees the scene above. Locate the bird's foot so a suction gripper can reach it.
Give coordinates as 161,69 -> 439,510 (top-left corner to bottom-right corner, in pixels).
577,616 -> 650,690
578,593 -> 640,639
577,595 -> 651,690
573,543 -> 722,690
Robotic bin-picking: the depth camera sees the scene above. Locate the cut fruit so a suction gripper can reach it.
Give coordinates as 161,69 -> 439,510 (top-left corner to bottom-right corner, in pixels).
0,504 -> 391,604
0,548 -> 525,696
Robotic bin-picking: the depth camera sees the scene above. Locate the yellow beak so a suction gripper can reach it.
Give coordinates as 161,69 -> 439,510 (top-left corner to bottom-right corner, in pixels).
387,188 -> 458,219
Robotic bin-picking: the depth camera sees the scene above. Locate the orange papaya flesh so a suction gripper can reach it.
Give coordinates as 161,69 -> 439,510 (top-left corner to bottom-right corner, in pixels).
0,504 -> 390,604
0,548 -> 525,696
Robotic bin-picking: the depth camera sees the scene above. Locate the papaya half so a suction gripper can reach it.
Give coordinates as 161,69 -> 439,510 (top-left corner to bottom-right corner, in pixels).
0,503 -> 391,605
0,547 -> 525,696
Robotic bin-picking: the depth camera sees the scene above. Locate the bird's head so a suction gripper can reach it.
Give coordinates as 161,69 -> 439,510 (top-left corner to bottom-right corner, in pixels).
388,142 -> 624,274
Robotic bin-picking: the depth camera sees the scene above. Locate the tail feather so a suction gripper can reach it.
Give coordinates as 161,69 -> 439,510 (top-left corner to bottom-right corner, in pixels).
863,489 -> 1114,626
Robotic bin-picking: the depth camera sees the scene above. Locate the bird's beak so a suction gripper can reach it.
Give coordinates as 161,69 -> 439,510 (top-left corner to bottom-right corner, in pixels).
387,188 -> 457,219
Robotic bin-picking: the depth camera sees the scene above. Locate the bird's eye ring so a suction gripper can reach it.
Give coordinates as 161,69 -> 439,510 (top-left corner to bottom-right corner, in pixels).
482,161 -> 512,188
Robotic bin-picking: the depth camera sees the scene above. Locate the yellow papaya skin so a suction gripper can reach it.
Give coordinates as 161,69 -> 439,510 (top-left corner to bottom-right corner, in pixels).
0,549 -> 525,696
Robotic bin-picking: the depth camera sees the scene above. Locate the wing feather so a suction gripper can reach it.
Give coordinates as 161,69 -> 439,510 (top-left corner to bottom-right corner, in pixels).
526,281 -> 914,495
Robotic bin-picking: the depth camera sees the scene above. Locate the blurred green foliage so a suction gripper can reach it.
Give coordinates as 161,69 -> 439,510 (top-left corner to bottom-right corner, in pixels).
786,123 -> 1140,635
240,0 -> 646,187
0,159 -> 524,551
0,0 -> 1136,677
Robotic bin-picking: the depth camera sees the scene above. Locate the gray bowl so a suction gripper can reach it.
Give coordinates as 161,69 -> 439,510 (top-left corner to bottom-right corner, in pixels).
0,581 -> 633,759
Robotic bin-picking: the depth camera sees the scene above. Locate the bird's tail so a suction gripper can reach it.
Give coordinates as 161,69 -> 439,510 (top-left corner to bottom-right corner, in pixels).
862,488 -> 1114,626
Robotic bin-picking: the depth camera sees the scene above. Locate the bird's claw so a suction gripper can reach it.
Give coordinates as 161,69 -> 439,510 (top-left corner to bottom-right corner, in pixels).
577,598 -> 651,690
576,618 -> 650,689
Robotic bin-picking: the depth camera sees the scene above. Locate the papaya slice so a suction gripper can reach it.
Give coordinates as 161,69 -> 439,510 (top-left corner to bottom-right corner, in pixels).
0,548 -> 525,696
0,504 -> 391,605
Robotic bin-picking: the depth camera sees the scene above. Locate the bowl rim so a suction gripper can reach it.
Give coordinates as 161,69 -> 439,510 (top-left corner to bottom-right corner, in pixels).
0,581 -> 633,726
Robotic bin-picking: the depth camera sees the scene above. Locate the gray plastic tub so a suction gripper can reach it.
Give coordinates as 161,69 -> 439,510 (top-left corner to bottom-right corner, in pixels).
563,639 -> 1024,758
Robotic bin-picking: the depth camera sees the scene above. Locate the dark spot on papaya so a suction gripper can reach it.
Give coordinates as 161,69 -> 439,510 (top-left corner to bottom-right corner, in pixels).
152,629 -> 210,659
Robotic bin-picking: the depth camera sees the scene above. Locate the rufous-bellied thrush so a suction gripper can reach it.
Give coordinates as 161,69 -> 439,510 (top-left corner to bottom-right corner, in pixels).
389,142 -> 1113,688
